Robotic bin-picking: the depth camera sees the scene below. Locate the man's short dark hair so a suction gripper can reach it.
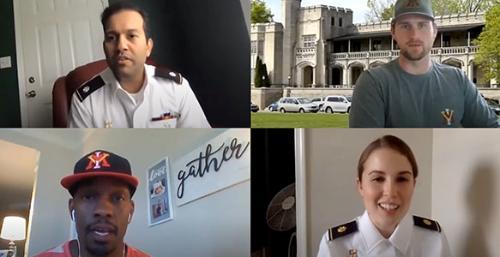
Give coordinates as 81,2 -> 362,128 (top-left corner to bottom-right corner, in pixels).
101,1 -> 151,39
69,177 -> 136,198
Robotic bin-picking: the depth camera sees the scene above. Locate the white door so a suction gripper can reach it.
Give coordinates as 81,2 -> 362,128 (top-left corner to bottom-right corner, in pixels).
15,0 -> 108,127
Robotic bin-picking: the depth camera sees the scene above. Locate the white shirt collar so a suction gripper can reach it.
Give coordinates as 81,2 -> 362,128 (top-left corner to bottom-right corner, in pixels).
358,210 -> 387,253
102,64 -> 150,105
358,210 -> 412,255
389,212 -> 412,254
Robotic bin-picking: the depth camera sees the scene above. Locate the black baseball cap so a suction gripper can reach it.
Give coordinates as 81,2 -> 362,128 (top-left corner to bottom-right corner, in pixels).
61,150 -> 139,195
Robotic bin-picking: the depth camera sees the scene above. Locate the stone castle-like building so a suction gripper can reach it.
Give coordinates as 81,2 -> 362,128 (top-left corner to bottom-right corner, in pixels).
251,0 -> 492,89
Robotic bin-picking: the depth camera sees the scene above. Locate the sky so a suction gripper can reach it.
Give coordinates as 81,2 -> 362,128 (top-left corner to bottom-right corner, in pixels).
265,0 -> 372,24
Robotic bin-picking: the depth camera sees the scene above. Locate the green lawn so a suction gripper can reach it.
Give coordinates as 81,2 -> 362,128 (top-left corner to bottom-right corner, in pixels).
251,112 -> 349,128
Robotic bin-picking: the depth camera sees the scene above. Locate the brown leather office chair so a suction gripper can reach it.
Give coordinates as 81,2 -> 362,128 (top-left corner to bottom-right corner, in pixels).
52,59 -> 155,127
52,60 -> 107,127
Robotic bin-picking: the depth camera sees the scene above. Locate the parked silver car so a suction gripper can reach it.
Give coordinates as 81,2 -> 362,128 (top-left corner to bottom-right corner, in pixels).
311,97 -> 325,110
320,95 -> 351,113
277,97 -> 319,113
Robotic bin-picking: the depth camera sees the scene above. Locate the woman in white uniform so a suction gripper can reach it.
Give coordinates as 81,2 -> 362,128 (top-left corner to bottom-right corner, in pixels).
317,135 -> 451,257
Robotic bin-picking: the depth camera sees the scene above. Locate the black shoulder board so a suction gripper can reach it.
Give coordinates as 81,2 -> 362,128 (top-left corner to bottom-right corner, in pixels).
154,66 -> 183,84
327,221 -> 358,241
76,75 -> 105,102
413,216 -> 441,232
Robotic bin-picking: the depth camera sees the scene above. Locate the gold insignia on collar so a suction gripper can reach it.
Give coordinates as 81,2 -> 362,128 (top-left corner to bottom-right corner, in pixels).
337,226 -> 346,233
349,249 -> 358,257
423,219 -> 432,226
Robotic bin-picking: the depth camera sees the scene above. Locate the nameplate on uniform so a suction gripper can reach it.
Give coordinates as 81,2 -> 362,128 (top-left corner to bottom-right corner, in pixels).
413,216 -> 441,232
151,112 -> 180,121
76,75 -> 105,102
154,67 -> 183,84
327,221 -> 358,241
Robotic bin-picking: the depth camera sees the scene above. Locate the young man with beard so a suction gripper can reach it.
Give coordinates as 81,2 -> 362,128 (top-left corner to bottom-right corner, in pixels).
349,0 -> 498,128
34,150 -> 151,257
69,2 -> 210,128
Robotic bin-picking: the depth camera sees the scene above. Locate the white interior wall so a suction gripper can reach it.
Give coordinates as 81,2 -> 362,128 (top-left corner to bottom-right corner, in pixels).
0,130 -> 80,256
432,129 -> 500,257
302,129 -> 433,257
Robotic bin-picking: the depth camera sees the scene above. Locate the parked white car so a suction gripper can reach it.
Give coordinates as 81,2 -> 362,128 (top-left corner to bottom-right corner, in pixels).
311,97 -> 325,110
277,97 -> 319,113
320,95 -> 351,113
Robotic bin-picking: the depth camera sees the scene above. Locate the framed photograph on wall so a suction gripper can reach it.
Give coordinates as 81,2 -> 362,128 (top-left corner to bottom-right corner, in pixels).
147,158 -> 174,226
0,250 -> 12,257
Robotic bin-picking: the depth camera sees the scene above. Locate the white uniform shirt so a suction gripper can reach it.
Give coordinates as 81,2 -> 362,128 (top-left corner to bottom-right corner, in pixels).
69,64 -> 211,128
317,211 -> 452,257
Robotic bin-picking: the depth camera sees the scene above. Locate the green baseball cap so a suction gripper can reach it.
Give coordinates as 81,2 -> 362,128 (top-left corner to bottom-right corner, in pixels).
393,0 -> 434,23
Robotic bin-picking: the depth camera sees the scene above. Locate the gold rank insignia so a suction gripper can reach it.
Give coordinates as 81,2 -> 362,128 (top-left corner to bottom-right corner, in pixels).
327,220 -> 358,241
413,215 -> 442,232
348,249 -> 358,257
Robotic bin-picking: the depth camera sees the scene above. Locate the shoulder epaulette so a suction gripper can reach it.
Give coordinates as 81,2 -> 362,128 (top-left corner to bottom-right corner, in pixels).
154,66 -> 183,84
327,221 -> 358,241
413,216 -> 441,232
76,75 -> 105,102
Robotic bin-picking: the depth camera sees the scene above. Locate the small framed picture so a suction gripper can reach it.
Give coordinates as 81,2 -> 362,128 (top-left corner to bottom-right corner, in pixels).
0,250 -> 13,257
147,158 -> 174,226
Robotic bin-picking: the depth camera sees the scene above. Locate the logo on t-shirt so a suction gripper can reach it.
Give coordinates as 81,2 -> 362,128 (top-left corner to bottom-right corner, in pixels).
441,108 -> 454,126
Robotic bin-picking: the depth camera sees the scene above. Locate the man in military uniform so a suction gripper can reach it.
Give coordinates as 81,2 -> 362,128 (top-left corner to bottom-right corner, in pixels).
349,0 -> 497,128
69,2 -> 210,128
34,150 -> 152,257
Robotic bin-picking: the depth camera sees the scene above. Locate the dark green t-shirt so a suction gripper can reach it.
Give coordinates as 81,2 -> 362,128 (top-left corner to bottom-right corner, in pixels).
349,59 -> 498,128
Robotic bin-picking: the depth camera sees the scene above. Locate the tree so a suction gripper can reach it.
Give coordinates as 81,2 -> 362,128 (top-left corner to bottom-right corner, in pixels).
254,56 -> 271,87
251,0 -> 274,23
262,63 -> 271,87
474,4 -> 500,83
364,0 -> 497,23
431,0 -> 496,16
254,56 -> 264,87
365,0 -> 395,23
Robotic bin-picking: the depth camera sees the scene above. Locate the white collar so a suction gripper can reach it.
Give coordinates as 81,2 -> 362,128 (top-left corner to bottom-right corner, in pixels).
389,212 -> 412,254
102,65 -> 151,105
358,210 -> 412,255
102,64 -> 151,95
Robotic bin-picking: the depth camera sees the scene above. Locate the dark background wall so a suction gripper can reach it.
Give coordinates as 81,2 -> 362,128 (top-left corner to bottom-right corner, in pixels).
0,0 -> 21,127
174,0 -> 250,128
99,0 -> 251,127
1,0 -> 249,127
251,129 -> 296,257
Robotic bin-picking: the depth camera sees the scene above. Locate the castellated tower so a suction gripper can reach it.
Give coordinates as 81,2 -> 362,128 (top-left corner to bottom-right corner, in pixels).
282,0 -> 301,84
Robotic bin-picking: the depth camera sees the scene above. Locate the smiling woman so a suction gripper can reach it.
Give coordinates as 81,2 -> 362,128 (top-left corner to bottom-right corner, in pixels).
316,135 -> 451,257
